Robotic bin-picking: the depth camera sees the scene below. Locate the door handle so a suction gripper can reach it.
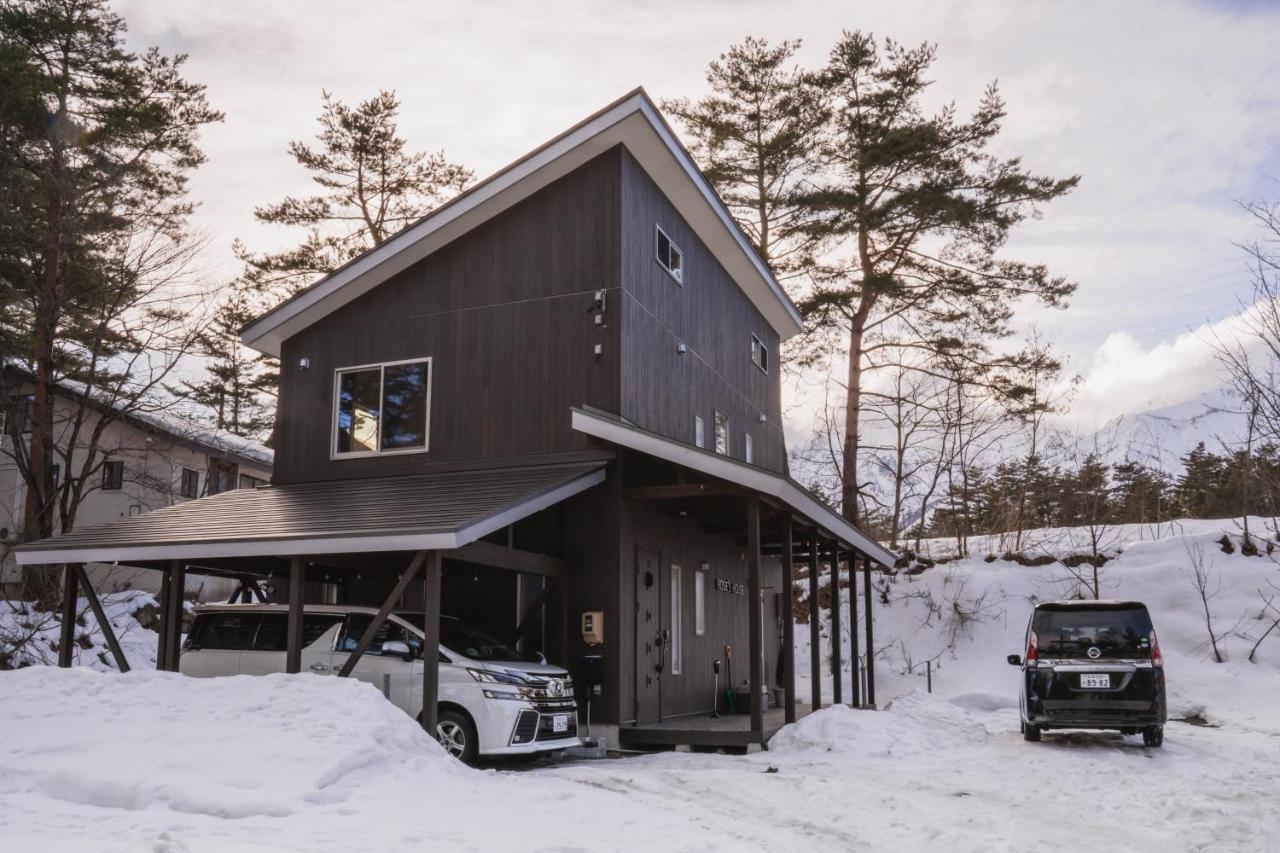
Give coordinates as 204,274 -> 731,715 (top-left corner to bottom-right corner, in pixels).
310,663 -> 329,672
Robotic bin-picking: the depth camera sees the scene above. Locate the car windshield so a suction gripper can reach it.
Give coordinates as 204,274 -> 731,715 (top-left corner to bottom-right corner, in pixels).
396,614 -> 541,663
1033,605 -> 1154,658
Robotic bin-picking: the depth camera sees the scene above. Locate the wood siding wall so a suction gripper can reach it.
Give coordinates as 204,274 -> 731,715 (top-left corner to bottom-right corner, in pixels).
273,150 -> 623,483
617,149 -> 786,473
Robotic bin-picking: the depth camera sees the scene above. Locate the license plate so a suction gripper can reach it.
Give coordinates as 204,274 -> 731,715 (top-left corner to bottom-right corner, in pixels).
1080,674 -> 1111,689
552,714 -> 569,733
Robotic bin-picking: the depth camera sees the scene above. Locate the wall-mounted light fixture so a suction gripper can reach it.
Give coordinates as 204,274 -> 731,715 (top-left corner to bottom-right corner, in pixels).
677,343 -> 688,355
298,357 -> 311,370
758,414 -> 767,423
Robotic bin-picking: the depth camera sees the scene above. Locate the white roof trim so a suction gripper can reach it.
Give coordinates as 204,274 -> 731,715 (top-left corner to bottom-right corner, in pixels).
240,88 -> 804,357
571,408 -> 898,567
14,467 -> 605,566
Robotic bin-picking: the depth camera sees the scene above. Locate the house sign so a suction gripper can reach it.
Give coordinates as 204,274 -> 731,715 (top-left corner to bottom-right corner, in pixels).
716,578 -> 746,596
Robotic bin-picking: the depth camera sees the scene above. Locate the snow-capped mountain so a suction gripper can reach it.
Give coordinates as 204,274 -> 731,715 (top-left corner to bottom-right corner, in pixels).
1092,385 -> 1246,471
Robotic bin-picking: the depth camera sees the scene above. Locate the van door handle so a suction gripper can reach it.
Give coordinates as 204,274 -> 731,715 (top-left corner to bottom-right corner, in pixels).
310,663 -> 329,672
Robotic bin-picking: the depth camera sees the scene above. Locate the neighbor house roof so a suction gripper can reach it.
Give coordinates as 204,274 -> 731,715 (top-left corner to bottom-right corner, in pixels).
13,460 -> 605,564
570,407 -> 899,567
240,87 -> 806,357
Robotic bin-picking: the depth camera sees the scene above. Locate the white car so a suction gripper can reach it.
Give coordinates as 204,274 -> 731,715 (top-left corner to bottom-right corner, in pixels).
180,604 -> 579,763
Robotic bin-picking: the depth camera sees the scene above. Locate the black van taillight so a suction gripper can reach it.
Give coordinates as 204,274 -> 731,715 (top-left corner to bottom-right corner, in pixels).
1025,631 -> 1038,668
1150,630 -> 1163,668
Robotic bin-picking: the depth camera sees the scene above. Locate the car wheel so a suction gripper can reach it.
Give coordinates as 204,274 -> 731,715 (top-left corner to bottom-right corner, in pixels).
1142,726 -> 1164,748
1023,723 -> 1041,742
436,710 -> 478,763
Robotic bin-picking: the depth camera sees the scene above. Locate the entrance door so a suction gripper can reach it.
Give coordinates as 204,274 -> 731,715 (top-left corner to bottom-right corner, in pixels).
634,546 -> 662,724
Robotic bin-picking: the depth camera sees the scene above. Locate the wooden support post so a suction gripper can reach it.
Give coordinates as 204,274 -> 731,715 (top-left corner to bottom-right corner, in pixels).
286,556 -> 304,674
848,554 -> 861,707
421,551 -> 442,737
337,551 -> 426,678
246,578 -> 269,603
226,582 -> 245,604
829,541 -> 842,705
781,518 -> 796,724
864,559 -> 876,708
512,580 -> 554,646
75,564 -> 130,673
57,565 -> 77,668
156,567 -> 171,671
165,561 -> 186,672
746,494 -> 764,740
807,532 -> 821,711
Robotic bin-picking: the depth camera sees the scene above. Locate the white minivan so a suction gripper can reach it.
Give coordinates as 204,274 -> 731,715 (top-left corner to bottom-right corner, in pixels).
180,604 -> 579,763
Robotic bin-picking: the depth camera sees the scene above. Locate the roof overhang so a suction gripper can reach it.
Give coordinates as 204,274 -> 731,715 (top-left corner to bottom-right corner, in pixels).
14,462 -> 605,565
240,88 -> 805,358
570,408 -> 899,567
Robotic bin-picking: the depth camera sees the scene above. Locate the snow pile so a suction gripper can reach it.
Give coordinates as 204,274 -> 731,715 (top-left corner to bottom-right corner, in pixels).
0,669 -> 463,821
0,590 -> 160,670
769,691 -> 988,759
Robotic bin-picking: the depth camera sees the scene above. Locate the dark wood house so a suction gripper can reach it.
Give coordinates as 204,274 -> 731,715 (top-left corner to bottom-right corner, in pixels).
17,89 -> 897,749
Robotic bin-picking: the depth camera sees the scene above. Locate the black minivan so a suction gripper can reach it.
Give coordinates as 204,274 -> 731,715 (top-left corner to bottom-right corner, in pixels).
1007,600 -> 1167,747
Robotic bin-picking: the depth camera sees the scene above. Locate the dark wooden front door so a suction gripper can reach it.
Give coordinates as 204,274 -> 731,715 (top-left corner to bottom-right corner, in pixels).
635,546 -> 662,724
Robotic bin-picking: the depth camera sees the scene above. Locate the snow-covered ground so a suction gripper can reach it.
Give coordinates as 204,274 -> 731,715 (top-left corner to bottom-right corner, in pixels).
2,518 -> 1278,851
0,590 -> 162,670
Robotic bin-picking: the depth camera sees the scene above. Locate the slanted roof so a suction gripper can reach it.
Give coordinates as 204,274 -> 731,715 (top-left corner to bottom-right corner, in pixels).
240,88 -> 805,357
570,407 -> 899,568
14,461 -> 605,564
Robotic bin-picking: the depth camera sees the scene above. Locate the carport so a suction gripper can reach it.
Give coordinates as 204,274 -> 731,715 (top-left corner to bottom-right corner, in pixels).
12,460 -> 606,735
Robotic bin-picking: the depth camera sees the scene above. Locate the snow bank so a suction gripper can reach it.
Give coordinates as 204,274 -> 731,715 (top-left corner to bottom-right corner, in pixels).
0,591 -> 160,670
769,691 -> 988,758
0,668 -> 461,821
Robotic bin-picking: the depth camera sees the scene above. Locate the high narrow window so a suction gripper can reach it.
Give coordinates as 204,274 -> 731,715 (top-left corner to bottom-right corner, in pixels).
238,474 -> 267,490
101,459 -> 123,491
208,461 -> 234,495
694,415 -> 705,449
670,564 -> 683,675
750,334 -> 769,374
334,358 -> 432,457
655,225 -> 683,284
695,569 -> 706,637
180,468 -> 199,499
744,432 -> 754,464
714,411 -> 729,456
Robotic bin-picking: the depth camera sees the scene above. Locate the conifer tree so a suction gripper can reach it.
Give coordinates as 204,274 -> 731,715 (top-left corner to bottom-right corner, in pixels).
664,37 -> 827,279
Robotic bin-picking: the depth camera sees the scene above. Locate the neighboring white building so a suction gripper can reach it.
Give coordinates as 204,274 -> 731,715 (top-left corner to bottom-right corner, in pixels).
0,376 -> 273,600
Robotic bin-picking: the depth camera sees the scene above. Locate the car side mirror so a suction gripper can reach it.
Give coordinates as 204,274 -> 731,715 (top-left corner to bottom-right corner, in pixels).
382,640 -> 413,662
1006,654 -> 1022,666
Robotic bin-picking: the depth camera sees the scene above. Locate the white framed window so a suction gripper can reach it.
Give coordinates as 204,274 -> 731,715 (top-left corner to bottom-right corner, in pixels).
695,569 -> 706,636
670,564 -> 683,675
332,357 -> 432,458
714,410 -> 729,456
750,334 -> 769,374
744,432 -> 754,464
694,414 -> 705,449
655,225 -> 683,284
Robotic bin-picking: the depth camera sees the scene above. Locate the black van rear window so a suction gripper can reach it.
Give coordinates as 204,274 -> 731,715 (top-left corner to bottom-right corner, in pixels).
1033,605 -> 1154,658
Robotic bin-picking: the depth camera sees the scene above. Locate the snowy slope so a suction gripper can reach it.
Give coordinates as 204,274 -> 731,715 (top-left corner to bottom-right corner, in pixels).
1089,385 -> 1245,470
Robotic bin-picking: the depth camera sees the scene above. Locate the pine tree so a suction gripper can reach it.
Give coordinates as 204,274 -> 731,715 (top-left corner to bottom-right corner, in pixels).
238,90 -> 473,300
663,37 -> 827,279
177,287 -> 274,440
795,32 -> 1079,522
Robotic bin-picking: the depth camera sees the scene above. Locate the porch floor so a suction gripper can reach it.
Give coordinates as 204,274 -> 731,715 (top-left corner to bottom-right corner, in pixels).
618,702 -> 814,750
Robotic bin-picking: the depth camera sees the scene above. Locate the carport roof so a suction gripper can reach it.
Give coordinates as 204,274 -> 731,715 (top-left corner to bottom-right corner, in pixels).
13,460 -> 607,565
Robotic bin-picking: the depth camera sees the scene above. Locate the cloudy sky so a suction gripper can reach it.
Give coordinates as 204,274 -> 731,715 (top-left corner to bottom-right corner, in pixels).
115,0 -> 1280,436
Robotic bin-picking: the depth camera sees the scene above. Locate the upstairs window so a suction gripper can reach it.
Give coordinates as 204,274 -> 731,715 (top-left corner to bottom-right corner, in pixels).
714,411 -> 729,456
751,334 -> 769,374
180,468 -> 199,499
334,358 -> 432,457
694,415 -> 705,449
208,461 -> 234,495
655,225 -> 683,284
744,432 -> 754,464
101,459 -> 124,491
239,474 -> 267,490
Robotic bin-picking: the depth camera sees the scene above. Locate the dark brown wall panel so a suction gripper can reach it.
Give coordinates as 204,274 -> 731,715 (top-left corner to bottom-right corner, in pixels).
274,150 -> 623,483
617,149 -> 785,473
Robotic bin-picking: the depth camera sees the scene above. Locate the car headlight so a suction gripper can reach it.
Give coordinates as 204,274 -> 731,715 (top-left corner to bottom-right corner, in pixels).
467,668 -> 526,686
482,689 -> 533,701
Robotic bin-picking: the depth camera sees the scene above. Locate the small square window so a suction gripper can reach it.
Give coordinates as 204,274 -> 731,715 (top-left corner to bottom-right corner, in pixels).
655,225 -> 683,284
180,468 -> 199,499
694,415 -> 705,449
714,411 -> 729,456
101,459 -> 124,491
751,335 -> 769,374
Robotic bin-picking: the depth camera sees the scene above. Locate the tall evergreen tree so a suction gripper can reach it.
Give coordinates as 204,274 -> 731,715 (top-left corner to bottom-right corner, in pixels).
176,288 -> 274,440
663,37 -> 827,279
796,32 -> 1079,522
0,0 -> 221,560
237,89 -> 473,300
